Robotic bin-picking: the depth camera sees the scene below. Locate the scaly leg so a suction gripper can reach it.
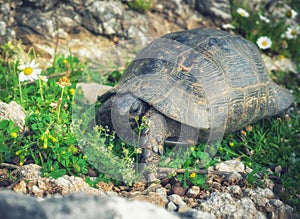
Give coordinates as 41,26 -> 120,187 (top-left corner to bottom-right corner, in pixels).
139,108 -> 169,182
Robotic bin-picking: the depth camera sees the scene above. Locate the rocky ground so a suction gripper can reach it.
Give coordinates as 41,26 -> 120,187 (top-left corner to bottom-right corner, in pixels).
0,0 -> 299,218
0,159 -> 295,219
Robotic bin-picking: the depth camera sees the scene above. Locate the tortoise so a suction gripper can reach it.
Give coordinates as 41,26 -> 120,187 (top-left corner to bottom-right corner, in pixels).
96,28 -> 293,182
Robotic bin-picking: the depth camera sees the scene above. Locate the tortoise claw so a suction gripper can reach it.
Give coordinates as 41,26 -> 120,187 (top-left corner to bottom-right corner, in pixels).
158,145 -> 164,155
142,148 -> 152,159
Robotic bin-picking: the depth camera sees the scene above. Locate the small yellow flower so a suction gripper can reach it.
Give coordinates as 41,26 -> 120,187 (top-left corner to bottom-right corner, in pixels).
123,148 -> 129,156
6,41 -> 12,48
229,141 -> 235,147
278,55 -> 285,61
50,166 -> 54,171
241,130 -> 247,137
108,144 -> 113,151
57,76 -> 71,88
83,155 -> 88,159
69,88 -> 75,95
189,172 -> 196,178
63,59 -> 68,64
190,146 -> 195,151
15,151 -> 20,156
43,144 -> 48,149
51,137 -> 57,143
10,132 -> 18,138
19,162 -> 23,166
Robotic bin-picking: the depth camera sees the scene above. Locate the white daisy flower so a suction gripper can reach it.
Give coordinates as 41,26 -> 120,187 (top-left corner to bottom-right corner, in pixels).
256,36 -> 272,50
259,14 -> 270,23
237,8 -> 250,18
285,26 -> 300,39
18,60 -> 42,82
222,23 -> 236,29
286,9 -> 298,19
39,75 -> 48,82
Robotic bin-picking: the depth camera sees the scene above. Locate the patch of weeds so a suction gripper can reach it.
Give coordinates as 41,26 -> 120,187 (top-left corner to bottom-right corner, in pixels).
216,110 -> 300,212
0,43 -> 95,179
128,0 -> 154,13
230,1 -> 300,64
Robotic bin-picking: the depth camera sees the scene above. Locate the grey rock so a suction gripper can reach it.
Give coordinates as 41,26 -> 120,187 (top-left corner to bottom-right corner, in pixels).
0,101 -> 26,131
262,54 -> 298,74
14,164 -> 104,197
19,164 -> 42,180
167,201 -> 178,211
211,159 -> 245,173
0,191 -> 180,219
0,1 -> 16,44
16,8 -> 55,37
223,172 -> 243,184
0,3 -> 11,16
23,0 -> 59,12
186,186 -> 200,197
0,21 -> 7,36
195,0 -> 232,24
244,187 -> 275,208
244,187 -> 294,218
199,192 -> 265,219
168,194 -> 187,207
81,1 -> 124,35
179,209 -> 216,219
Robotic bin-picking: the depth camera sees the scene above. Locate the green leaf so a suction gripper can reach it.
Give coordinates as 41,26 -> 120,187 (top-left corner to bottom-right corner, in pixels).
0,120 -> 10,129
0,145 -> 9,152
50,169 -> 66,179
11,126 -> 20,133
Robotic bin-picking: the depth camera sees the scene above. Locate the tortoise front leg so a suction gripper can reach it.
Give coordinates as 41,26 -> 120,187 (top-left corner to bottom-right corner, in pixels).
139,108 -> 170,182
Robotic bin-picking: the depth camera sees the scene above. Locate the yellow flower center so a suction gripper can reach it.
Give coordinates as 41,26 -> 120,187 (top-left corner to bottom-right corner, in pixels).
10,132 -> 18,138
24,67 -> 33,75
286,10 -> 292,18
261,41 -> 268,47
291,30 -> 297,36
189,172 -> 197,178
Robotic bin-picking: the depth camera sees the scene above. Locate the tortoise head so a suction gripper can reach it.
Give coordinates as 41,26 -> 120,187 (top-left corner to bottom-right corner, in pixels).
97,93 -> 150,132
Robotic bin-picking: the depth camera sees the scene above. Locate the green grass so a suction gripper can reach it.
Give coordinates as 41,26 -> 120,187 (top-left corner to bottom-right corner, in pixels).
128,0 -> 154,13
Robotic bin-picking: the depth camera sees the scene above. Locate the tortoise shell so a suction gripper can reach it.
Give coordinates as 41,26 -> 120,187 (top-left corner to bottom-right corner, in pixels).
102,28 -> 293,133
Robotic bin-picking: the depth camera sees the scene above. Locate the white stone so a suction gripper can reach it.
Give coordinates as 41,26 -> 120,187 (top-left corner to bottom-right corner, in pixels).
187,186 -> 200,196
214,160 -> 245,172
167,194 -> 186,207
167,201 -> 177,211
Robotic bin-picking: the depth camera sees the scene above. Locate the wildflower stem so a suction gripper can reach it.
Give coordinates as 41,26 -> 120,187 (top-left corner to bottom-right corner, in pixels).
38,78 -> 44,101
18,79 -> 23,103
57,87 -> 64,121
